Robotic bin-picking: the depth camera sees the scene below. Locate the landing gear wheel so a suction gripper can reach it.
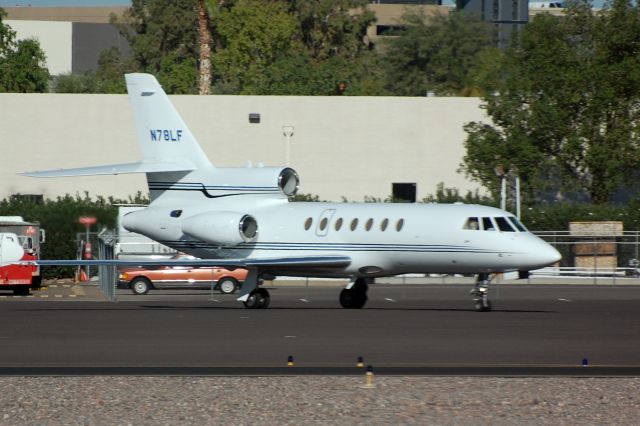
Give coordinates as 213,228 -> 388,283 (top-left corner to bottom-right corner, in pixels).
243,289 -> 270,309
471,273 -> 492,312
474,299 -> 492,312
131,278 -> 151,295
257,288 -> 270,309
339,288 -> 367,309
217,277 -> 238,294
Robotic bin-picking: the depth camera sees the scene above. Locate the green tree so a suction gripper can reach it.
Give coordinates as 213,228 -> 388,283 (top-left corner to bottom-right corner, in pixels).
0,8 -> 49,92
461,0 -> 640,204
210,0 -> 381,95
211,0 -> 297,94
292,0 -> 375,61
382,9 -> 496,96
105,0 -> 199,93
51,72 -> 101,93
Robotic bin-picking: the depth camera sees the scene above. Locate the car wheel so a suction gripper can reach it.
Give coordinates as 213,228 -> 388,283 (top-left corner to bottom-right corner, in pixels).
131,278 -> 151,295
217,277 -> 238,294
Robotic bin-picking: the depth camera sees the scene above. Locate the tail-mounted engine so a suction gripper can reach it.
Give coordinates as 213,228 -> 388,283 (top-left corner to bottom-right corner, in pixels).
210,167 -> 299,197
182,211 -> 258,246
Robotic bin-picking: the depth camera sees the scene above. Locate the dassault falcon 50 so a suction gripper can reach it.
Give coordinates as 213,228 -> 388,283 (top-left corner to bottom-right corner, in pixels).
22,73 -> 561,310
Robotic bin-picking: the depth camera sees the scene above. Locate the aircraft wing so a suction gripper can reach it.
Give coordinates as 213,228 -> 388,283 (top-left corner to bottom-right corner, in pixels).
21,161 -> 195,177
30,255 -> 352,269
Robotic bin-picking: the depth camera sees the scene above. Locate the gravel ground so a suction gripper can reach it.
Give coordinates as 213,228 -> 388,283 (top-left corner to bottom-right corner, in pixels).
0,376 -> 639,425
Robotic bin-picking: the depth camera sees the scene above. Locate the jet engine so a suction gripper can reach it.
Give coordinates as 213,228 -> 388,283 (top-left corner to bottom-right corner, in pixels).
182,211 -> 258,246
211,167 -> 300,197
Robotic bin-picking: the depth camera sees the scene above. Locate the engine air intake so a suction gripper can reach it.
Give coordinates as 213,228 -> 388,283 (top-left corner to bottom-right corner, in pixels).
278,168 -> 299,196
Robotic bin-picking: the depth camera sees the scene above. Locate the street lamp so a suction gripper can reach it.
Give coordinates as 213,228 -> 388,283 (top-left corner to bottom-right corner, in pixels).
282,126 -> 294,166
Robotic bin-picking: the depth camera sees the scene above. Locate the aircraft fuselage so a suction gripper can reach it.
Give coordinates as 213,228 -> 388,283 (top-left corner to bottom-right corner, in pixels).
123,200 -> 558,279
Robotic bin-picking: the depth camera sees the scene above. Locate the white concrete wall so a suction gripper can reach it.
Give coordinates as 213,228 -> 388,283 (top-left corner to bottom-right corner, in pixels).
0,94 -> 490,202
6,20 -> 72,75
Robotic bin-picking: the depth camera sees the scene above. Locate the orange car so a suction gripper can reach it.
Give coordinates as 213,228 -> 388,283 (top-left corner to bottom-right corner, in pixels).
117,254 -> 247,295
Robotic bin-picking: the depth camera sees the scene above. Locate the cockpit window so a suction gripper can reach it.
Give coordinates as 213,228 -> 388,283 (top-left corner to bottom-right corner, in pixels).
507,216 -> 528,232
495,217 -> 516,232
464,217 -> 480,230
482,217 -> 495,231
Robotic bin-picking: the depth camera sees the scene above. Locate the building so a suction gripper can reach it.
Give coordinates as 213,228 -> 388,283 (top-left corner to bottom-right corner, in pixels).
456,0 -> 529,45
365,3 -> 451,45
0,94 -> 489,202
4,6 -> 130,74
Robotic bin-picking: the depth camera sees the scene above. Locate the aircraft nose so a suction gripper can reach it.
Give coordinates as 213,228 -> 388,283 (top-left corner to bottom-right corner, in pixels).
544,243 -> 561,265
536,239 -> 561,267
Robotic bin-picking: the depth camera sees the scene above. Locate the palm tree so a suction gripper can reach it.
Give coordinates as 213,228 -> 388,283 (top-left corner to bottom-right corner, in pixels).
196,0 -> 213,95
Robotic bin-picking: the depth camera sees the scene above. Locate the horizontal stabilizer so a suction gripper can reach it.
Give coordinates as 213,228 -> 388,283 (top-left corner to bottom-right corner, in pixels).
21,161 -> 195,178
27,255 -> 352,269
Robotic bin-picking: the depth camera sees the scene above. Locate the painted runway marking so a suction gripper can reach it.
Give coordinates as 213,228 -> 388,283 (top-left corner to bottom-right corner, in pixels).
299,299 -> 310,303
558,298 -> 572,302
385,298 -> 397,302
284,336 -> 296,338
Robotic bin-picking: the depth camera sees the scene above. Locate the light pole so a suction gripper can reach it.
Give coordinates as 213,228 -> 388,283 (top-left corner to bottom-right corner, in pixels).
282,126 -> 294,166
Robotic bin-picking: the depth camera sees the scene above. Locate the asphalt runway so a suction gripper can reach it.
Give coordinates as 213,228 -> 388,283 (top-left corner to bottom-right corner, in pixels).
1,284 -> 640,375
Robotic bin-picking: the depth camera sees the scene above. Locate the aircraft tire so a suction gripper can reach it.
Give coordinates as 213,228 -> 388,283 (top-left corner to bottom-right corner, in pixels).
257,288 -> 270,309
474,299 -> 492,312
243,290 -> 263,309
339,288 -> 367,309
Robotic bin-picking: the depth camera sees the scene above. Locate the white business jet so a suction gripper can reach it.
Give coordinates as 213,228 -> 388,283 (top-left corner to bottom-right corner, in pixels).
23,73 -> 560,311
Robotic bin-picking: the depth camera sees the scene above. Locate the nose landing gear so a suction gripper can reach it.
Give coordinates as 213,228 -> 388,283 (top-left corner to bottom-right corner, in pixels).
470,273 -> 493,312
339,278 -> 369,309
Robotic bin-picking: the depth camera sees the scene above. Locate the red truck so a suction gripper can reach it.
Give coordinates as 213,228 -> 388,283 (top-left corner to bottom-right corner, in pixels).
0,216 -> 45,295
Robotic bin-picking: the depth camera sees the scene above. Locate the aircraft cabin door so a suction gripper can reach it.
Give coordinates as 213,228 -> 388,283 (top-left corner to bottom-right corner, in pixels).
316,209 -> 336,237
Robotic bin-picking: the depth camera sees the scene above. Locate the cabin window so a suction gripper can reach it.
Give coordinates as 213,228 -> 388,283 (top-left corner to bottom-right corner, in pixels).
350,218 -> 359,231
170,210 -> 182,218
464,217 -> 480,230
380,218 -> 389,231
507,216 -> 527,232
335,217 -> 343,231
495,217 -> 516,232
396,218 -> 405,232
482,217 -> 495,231
365,218 -> 374,231
319,217 -> 328,231
304,217 -> 313,230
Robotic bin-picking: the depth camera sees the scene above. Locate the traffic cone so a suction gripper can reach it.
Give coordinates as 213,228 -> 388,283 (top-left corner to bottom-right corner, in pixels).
79,270 -> 88,282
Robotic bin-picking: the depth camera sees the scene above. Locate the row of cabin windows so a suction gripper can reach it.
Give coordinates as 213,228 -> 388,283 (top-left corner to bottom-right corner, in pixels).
463,216 -> 527,232
304,217 -> 405,232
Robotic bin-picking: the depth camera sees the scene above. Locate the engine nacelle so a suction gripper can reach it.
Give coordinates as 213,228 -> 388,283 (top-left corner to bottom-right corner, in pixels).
182,211 -> 258,246
211,167 -> 300,197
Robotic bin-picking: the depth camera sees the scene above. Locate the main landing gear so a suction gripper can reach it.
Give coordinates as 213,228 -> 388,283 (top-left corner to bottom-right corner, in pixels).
339,278 -> 369,309
470,273 -> 493,312
238,269 -> 271,309
243,288 -> 270,309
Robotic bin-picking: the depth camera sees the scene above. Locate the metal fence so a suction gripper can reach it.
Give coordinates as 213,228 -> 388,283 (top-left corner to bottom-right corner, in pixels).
533,230 -> 640,281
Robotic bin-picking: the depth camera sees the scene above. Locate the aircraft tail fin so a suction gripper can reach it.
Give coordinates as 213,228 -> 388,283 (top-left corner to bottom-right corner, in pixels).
125,73 -> 213,170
